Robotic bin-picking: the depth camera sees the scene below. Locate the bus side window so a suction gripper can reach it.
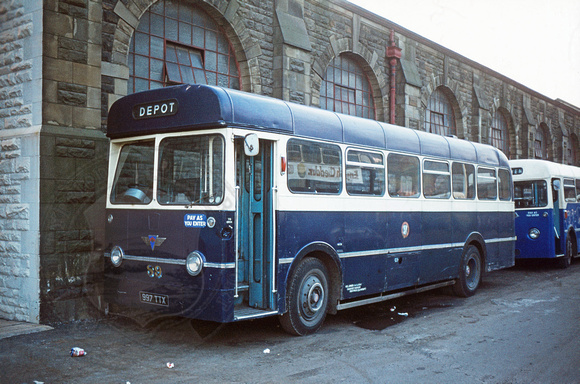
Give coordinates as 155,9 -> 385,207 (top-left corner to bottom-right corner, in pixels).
423,160 -> 450,199
477,167 -> 497,200
452,162 -> 475,199
563,178 -> 576,202
287,139 -> 342,194
577,179 -> 580,202
346,149 -> 385,196
498,168 -> 512,201
387,153 -> 420,198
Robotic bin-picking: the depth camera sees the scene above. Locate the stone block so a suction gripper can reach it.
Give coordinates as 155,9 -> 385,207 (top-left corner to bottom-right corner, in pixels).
57,82 -> 87,106
87,42 -> 101,66
44,57 -> 73,83
71,107 -> 100,129
73,63 -> 100,87
43,101 -> 73,126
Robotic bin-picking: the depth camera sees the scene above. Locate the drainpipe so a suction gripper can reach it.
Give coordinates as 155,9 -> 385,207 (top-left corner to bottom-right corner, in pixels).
386,30 -> 402,124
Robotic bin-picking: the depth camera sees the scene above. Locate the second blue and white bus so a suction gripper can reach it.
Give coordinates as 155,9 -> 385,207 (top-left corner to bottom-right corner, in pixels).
510,159 -> 580,268
104,84 -> 515,335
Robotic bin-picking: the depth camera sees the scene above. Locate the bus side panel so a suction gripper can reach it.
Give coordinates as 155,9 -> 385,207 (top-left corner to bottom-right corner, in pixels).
514,209 -> 554,259
562,201 -> 580,252
343,211 -> 388,298
488,211 -> 516,270
451,209 -> 477,270
569,202 -> 580,252
276,210 -> 344,302
104,209 -> 236,323
420,210 -> 456,284
385,211 -> 420,291
478,206 -> 499,266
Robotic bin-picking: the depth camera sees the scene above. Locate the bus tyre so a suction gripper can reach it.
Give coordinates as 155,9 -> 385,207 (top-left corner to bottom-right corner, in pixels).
559,237 -> 574,269
280,258 -> 329,336
453,245 -> 482,297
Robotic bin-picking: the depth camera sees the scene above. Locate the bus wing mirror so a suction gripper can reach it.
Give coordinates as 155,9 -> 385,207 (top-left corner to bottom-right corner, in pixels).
552,179 -> 561,191
244,134 -> 259,157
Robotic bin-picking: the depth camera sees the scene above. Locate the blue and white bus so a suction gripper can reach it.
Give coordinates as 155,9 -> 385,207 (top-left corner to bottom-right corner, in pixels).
510,159 -> 580,268
104,84 -> 515,335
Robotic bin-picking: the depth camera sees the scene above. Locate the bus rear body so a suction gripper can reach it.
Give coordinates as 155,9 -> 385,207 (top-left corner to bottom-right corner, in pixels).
510,159 -> 580,268
105,84 -> 515,334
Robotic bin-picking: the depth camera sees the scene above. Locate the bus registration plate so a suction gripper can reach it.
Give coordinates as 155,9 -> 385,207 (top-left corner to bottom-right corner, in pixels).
139,291 -> 169,306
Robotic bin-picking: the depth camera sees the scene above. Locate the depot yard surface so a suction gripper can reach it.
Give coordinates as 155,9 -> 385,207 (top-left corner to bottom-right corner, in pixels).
1,261 -> 579,384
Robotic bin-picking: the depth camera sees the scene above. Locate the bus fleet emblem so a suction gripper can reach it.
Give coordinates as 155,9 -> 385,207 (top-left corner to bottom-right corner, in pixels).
401,222 -> 410,238
142,235 -> 166,250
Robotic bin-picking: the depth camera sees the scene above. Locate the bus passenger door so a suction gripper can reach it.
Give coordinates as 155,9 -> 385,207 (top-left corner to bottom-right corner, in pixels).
236,136 -> 274,310
552,178 -> 562,254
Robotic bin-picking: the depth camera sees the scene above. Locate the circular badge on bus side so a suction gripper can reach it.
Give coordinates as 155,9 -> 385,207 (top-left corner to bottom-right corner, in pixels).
401,221 -> 410,238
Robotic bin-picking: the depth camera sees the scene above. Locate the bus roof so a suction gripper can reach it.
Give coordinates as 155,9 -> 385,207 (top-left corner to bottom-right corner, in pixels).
509,159 -> 580,180
107,84 -> 509,167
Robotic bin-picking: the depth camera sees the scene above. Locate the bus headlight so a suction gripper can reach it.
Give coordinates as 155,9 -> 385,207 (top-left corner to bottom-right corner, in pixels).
528,228 -> 540,240
110,246 -> 124,267
186,251 -> 204,276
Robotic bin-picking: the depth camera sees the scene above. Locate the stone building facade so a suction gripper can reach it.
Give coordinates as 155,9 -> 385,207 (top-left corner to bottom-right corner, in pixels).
1,0 -> 579,324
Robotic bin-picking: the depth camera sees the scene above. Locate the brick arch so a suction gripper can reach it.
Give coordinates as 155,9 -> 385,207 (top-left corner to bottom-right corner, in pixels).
311,37 -> 388,122
106,0 -> 262,94
420,76 -> 468,140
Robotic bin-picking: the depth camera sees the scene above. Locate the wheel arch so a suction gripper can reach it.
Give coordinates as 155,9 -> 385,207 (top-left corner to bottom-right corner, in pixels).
282,242 -> 343,315
463,232 -> 487,273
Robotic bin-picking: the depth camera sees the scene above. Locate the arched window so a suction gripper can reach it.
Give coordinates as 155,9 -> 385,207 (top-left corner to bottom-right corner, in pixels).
570,134 -> 579,166
425,88 -> 456,136
320,54 -> 375,119
491,110 -> 510,158
128,0 -> 241,94
535,124 -> 549,160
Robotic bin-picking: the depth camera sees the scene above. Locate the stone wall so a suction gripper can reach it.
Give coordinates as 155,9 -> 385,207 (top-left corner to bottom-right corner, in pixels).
0,0 -> 42,323
40,0 -> 108,323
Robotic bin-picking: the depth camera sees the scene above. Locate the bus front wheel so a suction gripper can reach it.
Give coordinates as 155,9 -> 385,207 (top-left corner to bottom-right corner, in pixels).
280,258 -> 329,336
558,237 -> 575,269
453,245 -> 482,297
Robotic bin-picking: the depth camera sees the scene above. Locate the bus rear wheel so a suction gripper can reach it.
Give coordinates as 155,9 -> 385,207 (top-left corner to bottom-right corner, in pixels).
558,237 -> 574,269
280,258 -> 329,336
453,245 -> 482,297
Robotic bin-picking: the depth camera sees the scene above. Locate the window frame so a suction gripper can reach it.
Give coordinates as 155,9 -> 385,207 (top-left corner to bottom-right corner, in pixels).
425,88 -> 456,137
286,138 -> 342,195
451,162 -> 476,200
127,0 -> 241,93
345,148 -> 385,196
320,53 -> 376,119
563,178 -> 577,202
387,153 -> 420,198
477,166 -> 498,200
422,159 -> 451,199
